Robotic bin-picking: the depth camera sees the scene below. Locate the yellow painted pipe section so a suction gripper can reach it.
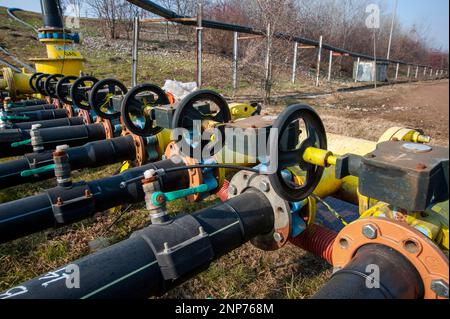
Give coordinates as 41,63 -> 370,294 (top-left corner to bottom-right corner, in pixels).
1,68 -> 34,98
378,127 -> 431,144
30,39 -> 84,76
0,78 -> 7,90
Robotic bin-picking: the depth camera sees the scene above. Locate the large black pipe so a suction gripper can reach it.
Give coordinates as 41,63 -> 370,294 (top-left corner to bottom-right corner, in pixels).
0,135 -> 136,189
127,0 -> 430,68
12,116 -> 85,130
6,109 -> 68,123
0,122 -> 107,158
5,100 -> 47,107
313,244 -> 424,299
4,104 -> 56,113
40,0 -> 64,29
1,189 -> 273,299
0,158 -> 189,243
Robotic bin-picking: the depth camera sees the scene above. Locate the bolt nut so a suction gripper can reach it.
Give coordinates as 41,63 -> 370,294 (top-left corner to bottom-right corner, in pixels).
362,224 -> 378,239
56,144 -> 69,152
259,181 -> 270,192
228,184 -> 238,196
273,232 -> 283,242
144,169 -> 156,180
431,280 -> 449,298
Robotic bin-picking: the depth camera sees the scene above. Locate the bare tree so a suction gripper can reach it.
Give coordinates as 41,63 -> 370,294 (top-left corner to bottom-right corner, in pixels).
87,0 -> 120,39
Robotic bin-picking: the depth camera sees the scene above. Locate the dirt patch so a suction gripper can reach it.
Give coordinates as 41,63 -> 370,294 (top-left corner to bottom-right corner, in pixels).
307,80 -> 449,146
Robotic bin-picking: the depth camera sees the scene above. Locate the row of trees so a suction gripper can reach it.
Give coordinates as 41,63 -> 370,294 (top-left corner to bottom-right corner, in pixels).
61,0 -> 448,97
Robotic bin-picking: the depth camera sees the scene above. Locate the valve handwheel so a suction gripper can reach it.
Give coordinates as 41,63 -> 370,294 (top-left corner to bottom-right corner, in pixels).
268,104 -> 327,202
44,74 -> 64,98
89,78 -> 128,119
56,75 -> 78,105
70,76 -> 99,110
172,90 -> 231,157
35,73 -> 50,96
121,83 -> 170,136
28,72 -> 43,92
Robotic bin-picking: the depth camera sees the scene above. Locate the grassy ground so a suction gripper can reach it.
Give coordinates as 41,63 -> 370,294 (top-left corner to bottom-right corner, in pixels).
1,7 -> 448,299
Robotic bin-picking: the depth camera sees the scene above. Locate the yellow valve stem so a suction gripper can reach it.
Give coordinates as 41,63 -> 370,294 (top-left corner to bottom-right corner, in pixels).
303,147 -> 337,167
411,131 -> 431,144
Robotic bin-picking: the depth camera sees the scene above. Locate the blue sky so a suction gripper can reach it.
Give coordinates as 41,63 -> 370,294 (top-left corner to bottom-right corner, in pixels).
386,0 -> 449,50
1,0 -> 448,50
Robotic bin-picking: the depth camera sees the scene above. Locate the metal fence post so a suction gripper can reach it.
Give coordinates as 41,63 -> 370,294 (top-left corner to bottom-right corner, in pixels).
232,32 -> 238,96
415,66 -> 418,79
355,57 -> 360,83
315,35 -> 323,87
131,16 -> 139,87
395,63 -> 399,81
328,50 -> 333,82
292,42 -> 298,84
196,2 -> 203,88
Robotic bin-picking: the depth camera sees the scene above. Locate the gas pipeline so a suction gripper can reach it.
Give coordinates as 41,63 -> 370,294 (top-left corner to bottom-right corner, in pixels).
1,104 -> 447,300
0,0 -> 448,301
0,86 -> 260,189
0,89 -> 262,240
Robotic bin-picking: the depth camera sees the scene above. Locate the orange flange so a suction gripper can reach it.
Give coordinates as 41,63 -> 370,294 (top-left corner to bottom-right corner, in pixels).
120,125 -> 146,166
77,109 -> 92,124
96,117 -> 114,139
164,141 -> 203,202
332,217 -> 449,299
62,103 -> 74,118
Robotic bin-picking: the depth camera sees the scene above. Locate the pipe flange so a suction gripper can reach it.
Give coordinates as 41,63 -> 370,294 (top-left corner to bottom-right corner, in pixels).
121,126 -> 146,166
3,67 -> 16,99
62,103 -> 74,118
228,171 -> 291,251
164,141 -> 203,202
332,217 -> 449,299
96,117 -> 114,139
77,109 -> 92,124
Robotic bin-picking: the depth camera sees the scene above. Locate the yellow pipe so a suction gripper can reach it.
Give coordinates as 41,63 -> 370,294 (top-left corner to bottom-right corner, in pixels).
30,38 -> 84,76
0,78 -> 7,90
1,68 -> 34,99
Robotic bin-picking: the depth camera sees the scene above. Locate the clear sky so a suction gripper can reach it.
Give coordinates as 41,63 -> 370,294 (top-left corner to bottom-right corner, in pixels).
1,0 -> 448,50
386,0 -> 449,51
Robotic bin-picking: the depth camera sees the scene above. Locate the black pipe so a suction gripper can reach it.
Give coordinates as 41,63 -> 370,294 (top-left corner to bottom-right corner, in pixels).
0,135 -> 136,189
0,158 -> 189,243
4,104 -> 56,113
12,116 -> 85,130
313,244 -> 424,299
0,123 -> 107,158
1,189 -> 274,299
127,0 -> 430,68
40,0 -> 63,29
6,100 -> 47,107
6,109 -> 68,123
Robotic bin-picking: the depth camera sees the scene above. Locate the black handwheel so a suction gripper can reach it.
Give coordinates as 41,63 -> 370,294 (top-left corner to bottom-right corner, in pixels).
268,104 -> 327,202
35,73 -> 50,96
44,74 -> 64,98
89,78 -> 128,119
70,76 -> 98,110
121,83 -> 170,136
56,75 -> 78,105
28,72 -> 43,92
171,90 -> 231,158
